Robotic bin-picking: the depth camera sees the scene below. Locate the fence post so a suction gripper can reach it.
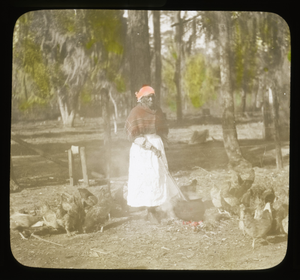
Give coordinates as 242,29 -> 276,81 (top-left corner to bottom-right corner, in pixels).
80,147 -> 89,186
68,149 -> 75,186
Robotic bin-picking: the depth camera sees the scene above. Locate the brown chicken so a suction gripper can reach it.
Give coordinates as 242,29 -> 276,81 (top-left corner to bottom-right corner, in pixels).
83,206 -> 110,233
210,183 -> 240,215
83,186 -> 113,233
55,193 -> 86,236
77,188 -> 98,211
239,202 -> 273,249
57,192 -> 86,236
240,185 -> 275,208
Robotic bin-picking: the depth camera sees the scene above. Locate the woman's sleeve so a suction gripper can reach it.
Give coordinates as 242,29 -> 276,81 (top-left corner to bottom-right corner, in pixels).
133,136 -> 153,150
134,136 -> 146,146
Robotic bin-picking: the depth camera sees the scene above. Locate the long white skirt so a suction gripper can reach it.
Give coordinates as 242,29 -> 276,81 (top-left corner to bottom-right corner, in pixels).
127,134 -> 180,207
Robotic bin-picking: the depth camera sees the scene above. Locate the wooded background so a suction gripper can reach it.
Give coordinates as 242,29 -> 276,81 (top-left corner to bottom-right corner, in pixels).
11,10 -> 290,171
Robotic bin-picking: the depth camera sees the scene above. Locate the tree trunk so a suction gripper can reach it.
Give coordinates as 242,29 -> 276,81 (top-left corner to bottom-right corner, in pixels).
218,12 -> 254,194
22,73 -> 28,101
251,79 -> 259,112
109,91 -> 118,134
128,10 -> 151,108
218,13 -> 242,163
187,18 -> 196,55
153,11 -> 162,106
173,11 -> 183,123
57,91 -> 77,127
241,89 -> 246,114
101,88 -> 111,188
269,84 -> 283,169
262,87 -> 274,140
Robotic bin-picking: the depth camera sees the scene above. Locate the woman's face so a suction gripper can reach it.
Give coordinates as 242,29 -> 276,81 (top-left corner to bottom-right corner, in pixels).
141,94 -> 156,109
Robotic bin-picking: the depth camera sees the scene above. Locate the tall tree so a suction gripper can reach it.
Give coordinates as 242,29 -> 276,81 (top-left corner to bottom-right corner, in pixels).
153,10 -> 162,106
12,12 -> 52,111
45,10 -> 90,127
216,12 -> 254,191
217,12 -> 242,163
173,11 -> 183,122
127,10 -> 151,107
257,12 -> 289,169
13,10 -> 125,127
230,12 -> 259,114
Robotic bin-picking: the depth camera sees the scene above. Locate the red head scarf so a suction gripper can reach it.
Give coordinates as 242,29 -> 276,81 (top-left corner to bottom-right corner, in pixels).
135,86 -> 155,101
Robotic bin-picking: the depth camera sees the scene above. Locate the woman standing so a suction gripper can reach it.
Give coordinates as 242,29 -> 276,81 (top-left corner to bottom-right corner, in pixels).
125,86 -> 180,223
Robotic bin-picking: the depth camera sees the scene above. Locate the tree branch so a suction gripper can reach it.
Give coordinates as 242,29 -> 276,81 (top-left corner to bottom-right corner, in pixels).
171,12 -> 201,27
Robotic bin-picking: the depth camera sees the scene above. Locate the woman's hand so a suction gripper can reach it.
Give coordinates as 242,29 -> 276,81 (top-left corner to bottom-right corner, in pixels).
150,146 -> 161,158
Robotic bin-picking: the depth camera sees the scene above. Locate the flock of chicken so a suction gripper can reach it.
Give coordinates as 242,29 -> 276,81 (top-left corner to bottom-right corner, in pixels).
210,182 -> 289,249
11,186 -> 113,237
11,174 -> 288,250
47,187 -> 113,235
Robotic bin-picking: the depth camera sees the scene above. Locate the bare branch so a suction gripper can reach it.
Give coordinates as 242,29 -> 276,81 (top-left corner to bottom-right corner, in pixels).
171,12 -> 201,27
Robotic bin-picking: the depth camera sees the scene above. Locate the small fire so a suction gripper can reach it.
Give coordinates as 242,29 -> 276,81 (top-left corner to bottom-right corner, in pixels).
182,220 -> 202,226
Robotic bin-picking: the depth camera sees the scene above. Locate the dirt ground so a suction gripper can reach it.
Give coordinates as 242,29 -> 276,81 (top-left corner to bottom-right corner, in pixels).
10,117 -> 290,270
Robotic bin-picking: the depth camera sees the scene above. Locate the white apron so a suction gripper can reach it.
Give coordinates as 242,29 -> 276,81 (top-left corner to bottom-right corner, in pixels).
127,134 -> 180,207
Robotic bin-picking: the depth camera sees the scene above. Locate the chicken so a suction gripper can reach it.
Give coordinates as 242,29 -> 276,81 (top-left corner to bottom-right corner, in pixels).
41,194 -> 86,236
270,202 -> 288,234
282,214 -> 288,234
242,185 -> 275,206
40,201 -> 60,229
210,185 -> 222,208
240,186 -> 275,222
112,183 -> 128,213
220,195 -> 240,215
77,188 -> 98,210
10,211 -> 42,230
210,183 -> 239,215
239,202 -> 273,249
83,186 -> 113,233
83,206 -> 110,233
262,188 -> 276,204
56,193 -> 86,236
204,207 -> 230,227
275,187 -> 289,205
239,205 -> 256,235
227,161 -> 255,199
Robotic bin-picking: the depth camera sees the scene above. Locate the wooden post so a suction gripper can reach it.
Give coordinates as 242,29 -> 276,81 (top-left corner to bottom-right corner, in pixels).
80,147 -> 89,186
68,149 -> 75,186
